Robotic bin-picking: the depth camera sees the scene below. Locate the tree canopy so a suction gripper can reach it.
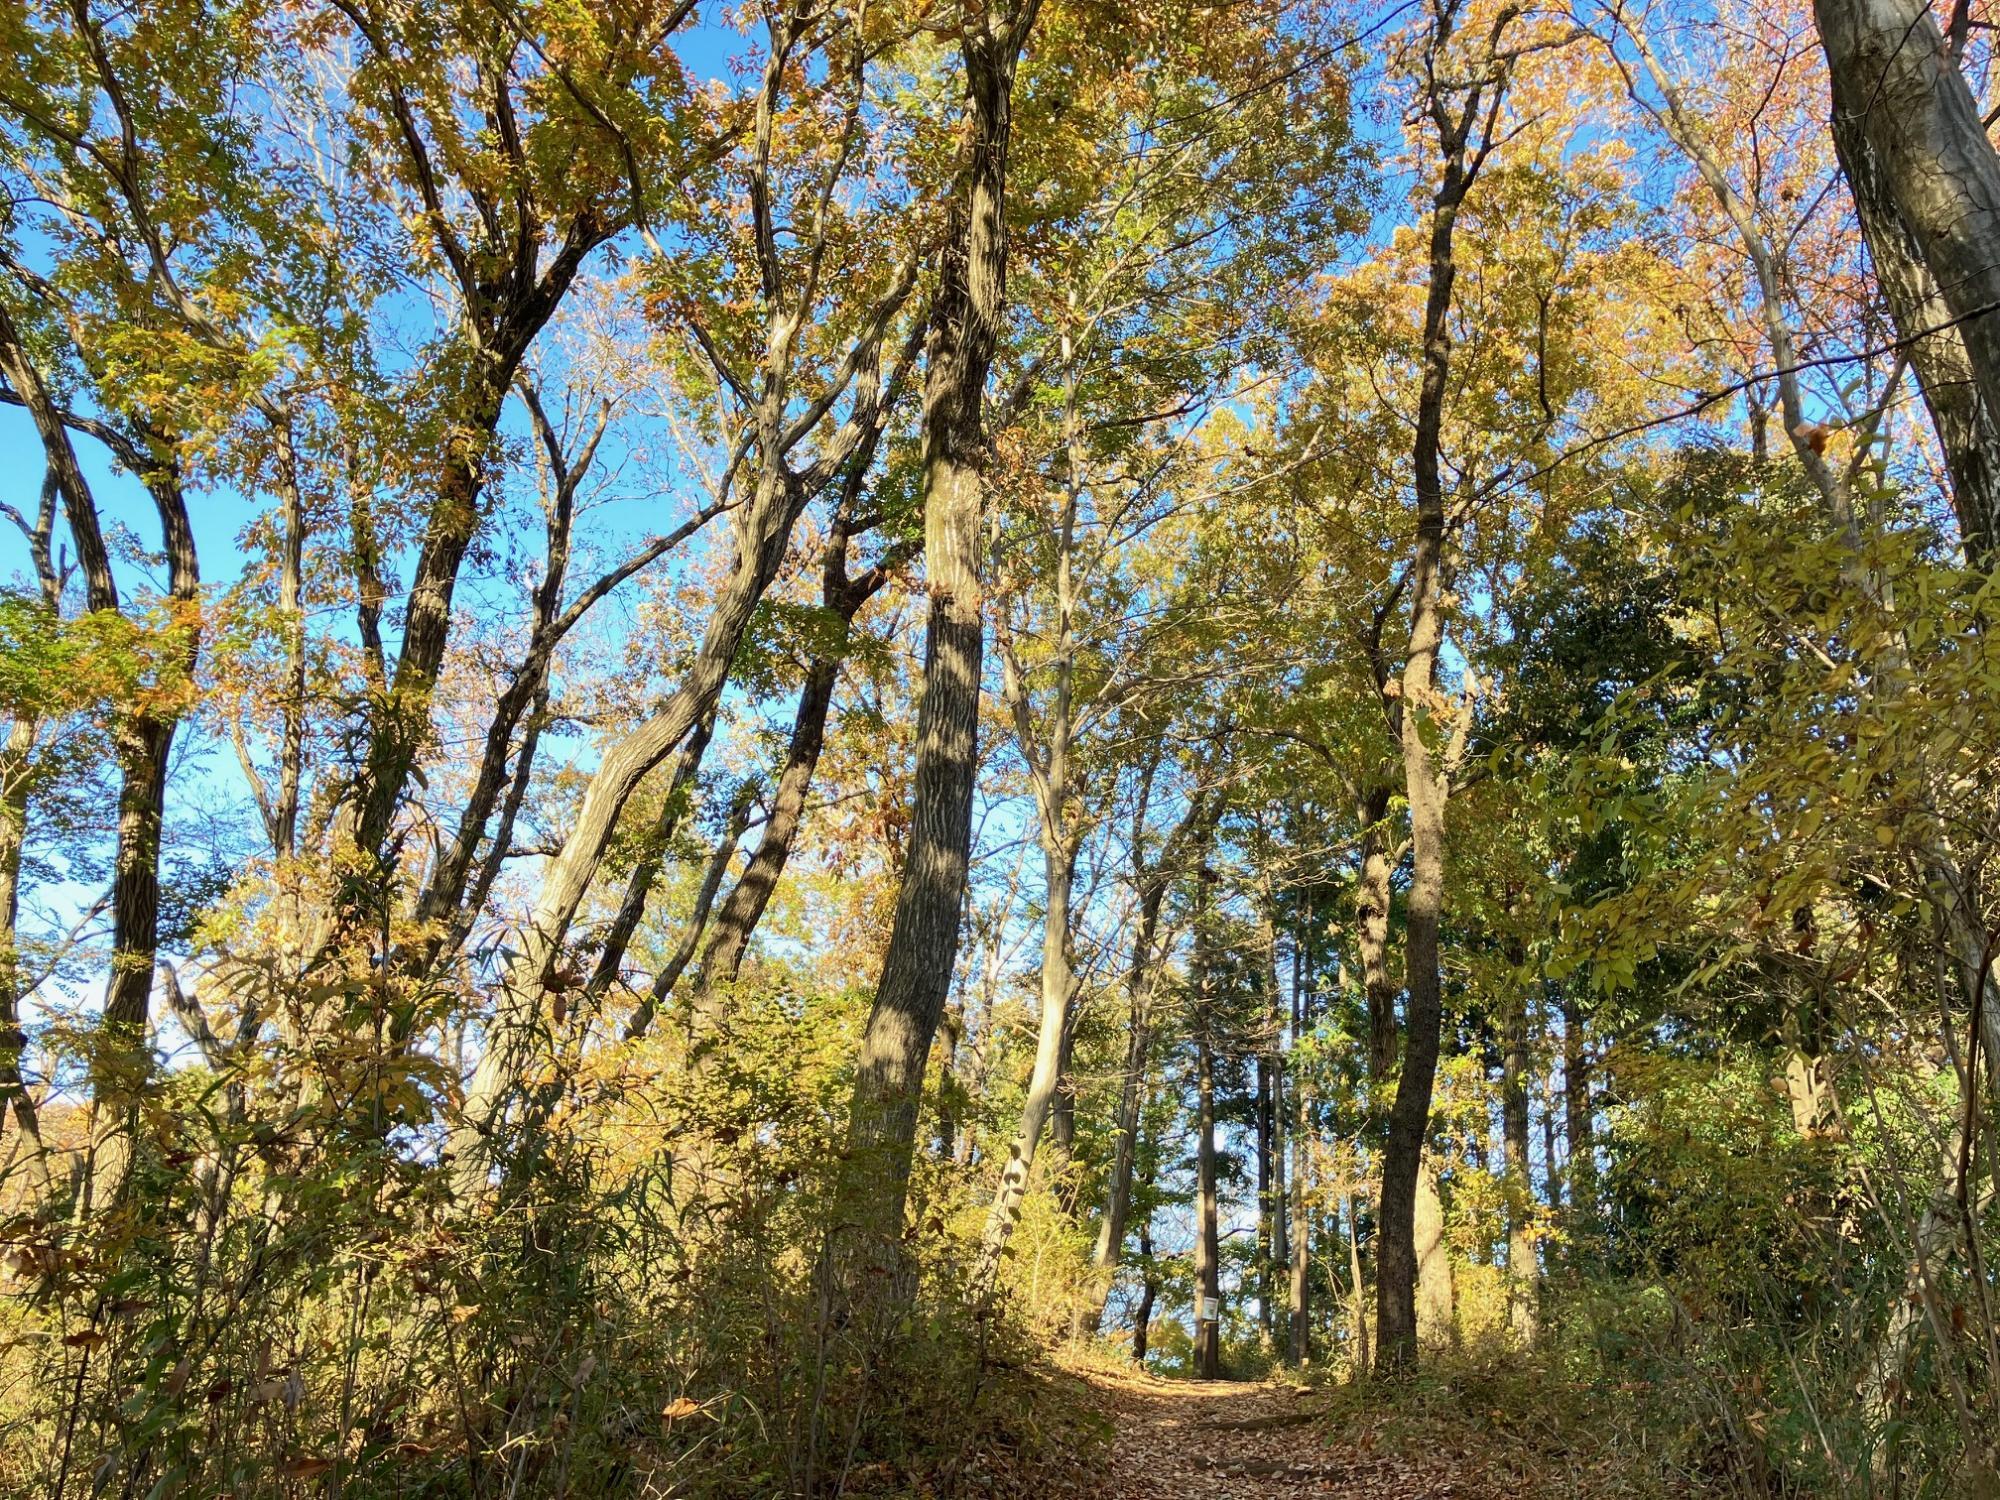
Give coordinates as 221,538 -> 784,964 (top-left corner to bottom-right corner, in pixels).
4,0 -> 2000,1494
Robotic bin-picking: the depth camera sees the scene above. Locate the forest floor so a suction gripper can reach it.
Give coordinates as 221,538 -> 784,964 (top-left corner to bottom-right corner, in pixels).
1074,1360 -> 1651,1499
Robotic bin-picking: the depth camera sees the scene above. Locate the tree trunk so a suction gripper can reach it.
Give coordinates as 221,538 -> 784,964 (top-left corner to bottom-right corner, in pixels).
1049,1006 -> 1078,1167
1502,993 -> 1538,1342
1375,11 -> 1503,1365
633,790 -> 756,1044
1354,784 -> 1397,1079
0,306 -> 199,1214
839,6 -> 1039,1306
1257,1048 -> 1275,1345
1346,1192 -> 1371,1373
1541,1045 -> 1562,1213
1132,1206 -> 1159,1365
1352,778 -> 1452,1356
1561,993 -> 1596,1238
1259,894 -> 1285,1345
697,518 -> 901,991
1825,63 -> 2000,565
1194,1007 -> 1222,1380
1813,0 -> 2000,440
1084,785 -> 1213,1331
1090,984 -> 1152,1323
1287,903 -> 1312,1365
585,712 -> 717,1003
696,655 -> 837,986
451,463 -> 807,1195
971,835 -> 1075,1297
0,713 -> 49,1202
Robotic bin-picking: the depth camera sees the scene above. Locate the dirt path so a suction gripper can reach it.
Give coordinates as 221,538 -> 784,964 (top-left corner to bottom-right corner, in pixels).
1082,1366 -> 1522,1499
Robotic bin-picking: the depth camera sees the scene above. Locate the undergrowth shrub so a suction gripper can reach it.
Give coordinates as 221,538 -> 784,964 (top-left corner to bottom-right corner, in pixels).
0,975 -> 1103,1497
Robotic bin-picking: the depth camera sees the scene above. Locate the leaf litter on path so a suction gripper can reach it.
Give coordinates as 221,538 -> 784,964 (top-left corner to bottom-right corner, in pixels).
1078,1366 -> 1537,1499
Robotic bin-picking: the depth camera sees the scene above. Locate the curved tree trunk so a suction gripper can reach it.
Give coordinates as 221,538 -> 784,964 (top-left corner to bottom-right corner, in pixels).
1375,3 -> 1508,1368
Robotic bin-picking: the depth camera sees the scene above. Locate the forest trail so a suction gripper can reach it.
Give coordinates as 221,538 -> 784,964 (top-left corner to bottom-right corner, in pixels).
1083,1365 -> 1559,1499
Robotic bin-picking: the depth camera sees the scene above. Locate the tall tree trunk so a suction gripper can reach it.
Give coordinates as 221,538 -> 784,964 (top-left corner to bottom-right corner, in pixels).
1085,949 -> 1155,1334
1375,6 -> 1504,1366
1257,1047 -> 1275,1346
839,4 -> 1040,1306
1287,903 -> 1312,1365
1,478 -> 56,1201
1259,901 -> 1288,1349
1194,1001 -> 1222,1380
1561,993 -> 1596,1239
1352,778 -> 1453,1354
1502,994 -> 1537,1343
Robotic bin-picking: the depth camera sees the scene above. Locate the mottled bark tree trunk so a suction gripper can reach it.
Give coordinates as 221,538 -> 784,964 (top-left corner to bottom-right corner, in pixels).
1813,0 -> 2000,441
1825,65 -> 2000,565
